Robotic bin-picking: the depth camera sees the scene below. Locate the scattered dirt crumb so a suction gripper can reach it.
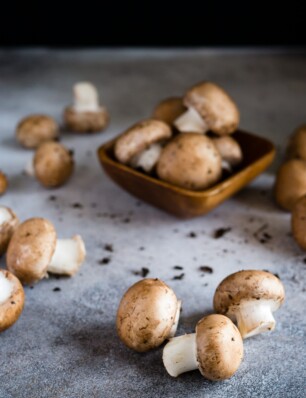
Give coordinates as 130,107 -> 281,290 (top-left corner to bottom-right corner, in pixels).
98,257 -> 111,265
49,195 -> 57,201
199,266 -> 213,274
203,283 -> 208,287
53,287 -> 61,292
174,265 -> 184,270
303,258 -> 306,264
123,218 -> 130,223
69,149 -> 74,157
133,267 -> 150,277
173,273 -> 185,280
104,244 -> 114,252
30,286 -> 34,289
214,227 -> 231,239
72,203 -> 83,209
188,232 -> 197,238
139,247 -> 145,251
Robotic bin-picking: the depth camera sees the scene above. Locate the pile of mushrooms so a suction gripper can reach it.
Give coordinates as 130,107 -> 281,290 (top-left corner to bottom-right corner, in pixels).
114,81 -> 243,190
117,270 -> 285,381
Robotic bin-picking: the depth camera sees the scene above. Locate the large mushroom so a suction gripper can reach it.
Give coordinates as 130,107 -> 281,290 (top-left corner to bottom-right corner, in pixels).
64,82 -> 109,133
0,269 -> 25,332
0,171 -> 8,196
213,270 -> 285,339
6,218 -> 86,284
114,119 -> 172,173
116,278 -> 181,352
174,82 -> 240,135
0,206 -> 19,256
152,97 -> 186,125
286,124 -> 306,160
291,194 -> 306,250
156,133 -> 222,190
163,314 -> 243,380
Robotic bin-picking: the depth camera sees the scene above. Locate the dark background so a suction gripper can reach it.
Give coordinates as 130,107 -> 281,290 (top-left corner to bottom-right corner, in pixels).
1,2 -> 306,47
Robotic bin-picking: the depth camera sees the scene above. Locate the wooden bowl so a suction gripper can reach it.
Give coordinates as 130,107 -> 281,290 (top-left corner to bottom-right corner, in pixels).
97,130 -> 275,218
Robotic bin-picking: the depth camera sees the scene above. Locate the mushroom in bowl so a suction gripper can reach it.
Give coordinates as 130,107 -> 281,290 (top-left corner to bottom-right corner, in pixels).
153,97 -> 186,126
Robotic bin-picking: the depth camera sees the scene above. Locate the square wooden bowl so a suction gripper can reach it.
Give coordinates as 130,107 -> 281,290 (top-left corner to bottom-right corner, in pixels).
97,130 -> 275,218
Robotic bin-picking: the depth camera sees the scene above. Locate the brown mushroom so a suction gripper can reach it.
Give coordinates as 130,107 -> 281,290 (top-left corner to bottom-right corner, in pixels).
291,194 -> 306,250
174,82 -> 240,135
286,124 -> 306,160
33,141 -> 74,188
0,269 -> 25,332
116,278 -> 181,352
213,270 -> 285,339
0,206 -> 19,256
163,314 -> 243,379
6,218 -> 86,284
156,133 -> 222,190
212,135 -> 243,168
0,171 -> 8,196
16,115 -> 59,149
64,82 -> 109,133
152,97 -> 186,125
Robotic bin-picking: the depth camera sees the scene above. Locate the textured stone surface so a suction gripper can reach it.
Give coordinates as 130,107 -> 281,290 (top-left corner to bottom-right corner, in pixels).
0,49 -> 305,398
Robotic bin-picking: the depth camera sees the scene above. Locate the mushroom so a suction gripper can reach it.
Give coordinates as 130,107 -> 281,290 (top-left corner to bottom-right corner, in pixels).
152,97 -> 186,125
274,159 -> 306,211
33,141 -> 74,188
64,82 -> 109,133
213,270 -> 285,339
116,278 -> 181,352
0,171 -> 8,196
114,119 -> 172,173
6,218 -> 86,284
0,206 -> 19,256
16,114 -> 59,149
212,135 -> 243,170
174,82 -> 240,135
286,124 -> 306,160
291,194 -> 306,250
0,269 -> 25,332
156,133 -> 222,190
163,314 -> 243,379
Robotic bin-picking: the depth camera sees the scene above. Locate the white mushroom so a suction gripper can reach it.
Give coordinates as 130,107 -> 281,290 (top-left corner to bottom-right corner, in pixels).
0,206 -> 19,256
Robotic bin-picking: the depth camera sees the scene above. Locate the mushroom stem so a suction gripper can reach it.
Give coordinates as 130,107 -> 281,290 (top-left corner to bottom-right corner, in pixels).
48,235 -> 86,276
0,272 -> 13,305
174,107 -> 208,134
168,300 -> 182,338
163,333 -> 198,377
234,300 -> 276,339
131,143 -> 163,173
73,82 -> 99,113
24,157 -> 35,177
221,160 -> 232,173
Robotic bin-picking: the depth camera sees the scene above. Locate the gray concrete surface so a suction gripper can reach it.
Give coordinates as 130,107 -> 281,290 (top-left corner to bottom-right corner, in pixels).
0,49 -> 305,398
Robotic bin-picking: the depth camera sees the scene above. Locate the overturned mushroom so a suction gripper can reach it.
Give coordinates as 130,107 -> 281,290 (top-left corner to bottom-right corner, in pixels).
64,82 -> 109,133
114,119 -> 172,173
0,171 -> 8,196
212,135 -> 243,170
0,206 -> 19,256
117,278 -> 181,352
163,314 -> 243,379
291,194 -> 306,250
152,97 -> 186,125
174,82 -> 240,135
157,133 -> 222,190
0,269 -> 25,332
286,124 -> 306,161
213,270 -> 285,339
16,115 -> 59,149
6,218 -> 86,284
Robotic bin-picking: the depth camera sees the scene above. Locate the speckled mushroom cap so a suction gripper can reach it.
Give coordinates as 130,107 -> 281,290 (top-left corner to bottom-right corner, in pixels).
114,119 -> 172,165
34,141 -> 74,188
16,115 -> 59,149
0,171 -> 8,196
212,135 -> 243,167
152,97 -> 186,125
0,206 -> 19,256
116,278 -> 179,352
6,218 -> 57,284
0,269 -> 25,332
292,194 -> 306,250
286,125 -> 306,161
213,270 -> 285,315
64,106 -> 109,133
196,314 -> 243,381
157,133 -> 222,190
183,82 -> 240,135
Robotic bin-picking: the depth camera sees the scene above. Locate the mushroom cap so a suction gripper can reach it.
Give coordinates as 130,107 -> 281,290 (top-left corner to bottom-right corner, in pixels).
291,194 -> 306,250
34,141 -> 74,188
0,269 -> 25,332
156,133 -> 222,190
0,171 -> 8,196
114,119 -> 172,165
274,159 -> 306,211
64,106 -> 109,133
116,278 -> 179,352
212,135 -> 243,167
183,82 -> 240,135
16,115 -> 59,149
286,125 -> 306,161
196,314 -> 243,380
152,97 -> 186,125
0,206 -> 19,256
213,270 -> 285,315
6,218 -> 57,284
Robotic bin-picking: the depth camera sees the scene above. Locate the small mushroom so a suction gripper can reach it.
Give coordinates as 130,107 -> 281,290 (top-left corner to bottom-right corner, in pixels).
33,141 -> 74,188
163,314 -> 243,379
291,194 -> 306,250
0,206 -> 19,256
152,97 -> 186,125
0,269 -> 25,332
64,82 -> 109,133
174,82 -> 240,135
286,124 -> 306,160
16,114 -> 59,149
212,135 -> 243,169
156,133 -> 222,190
274,159 -> 306,211
114,119 -> 172,173
213,270 -> 285,339
116,278 -> 181,352
6,218 -> 86,284
0,171 -> 8,196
